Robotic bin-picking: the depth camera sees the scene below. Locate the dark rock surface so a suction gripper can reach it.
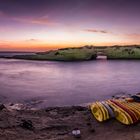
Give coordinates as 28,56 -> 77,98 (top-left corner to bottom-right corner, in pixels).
0,106 -> 140,140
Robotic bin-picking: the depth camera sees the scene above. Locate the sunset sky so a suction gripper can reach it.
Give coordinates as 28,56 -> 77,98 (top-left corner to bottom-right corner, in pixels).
0,0 -> 140,51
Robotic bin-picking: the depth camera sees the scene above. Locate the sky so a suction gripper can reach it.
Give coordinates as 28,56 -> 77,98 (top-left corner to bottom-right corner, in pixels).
0,0 -> 140,51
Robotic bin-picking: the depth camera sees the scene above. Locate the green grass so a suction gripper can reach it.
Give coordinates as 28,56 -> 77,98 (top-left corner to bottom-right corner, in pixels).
13,45 -> 140,61
106,46 -> 140,59
13,47 -> 97,61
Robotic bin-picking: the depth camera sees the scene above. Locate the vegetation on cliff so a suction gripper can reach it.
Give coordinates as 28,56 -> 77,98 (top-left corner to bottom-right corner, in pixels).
12,45 -> 140,61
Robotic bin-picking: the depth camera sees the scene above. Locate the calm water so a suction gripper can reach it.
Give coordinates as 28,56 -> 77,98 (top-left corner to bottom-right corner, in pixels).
0,58 -> 140,107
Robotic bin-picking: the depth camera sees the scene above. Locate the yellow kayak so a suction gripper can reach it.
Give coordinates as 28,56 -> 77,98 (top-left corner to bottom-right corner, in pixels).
117,100 -> 139,121
97,102 -> 110,120
90,101 -> 111,122
90,99 -> 140,125
90,102 -> 104,122
107,100 -> 133,125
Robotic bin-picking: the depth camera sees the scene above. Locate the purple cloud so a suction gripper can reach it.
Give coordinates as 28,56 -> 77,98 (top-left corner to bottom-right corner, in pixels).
84,29 -> 109,34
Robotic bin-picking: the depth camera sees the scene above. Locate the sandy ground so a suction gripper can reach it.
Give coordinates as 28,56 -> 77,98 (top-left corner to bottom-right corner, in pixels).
0,106 -> 140,140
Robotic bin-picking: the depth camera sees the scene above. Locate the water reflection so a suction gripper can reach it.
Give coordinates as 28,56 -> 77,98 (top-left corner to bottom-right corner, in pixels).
0,59 -> 140,107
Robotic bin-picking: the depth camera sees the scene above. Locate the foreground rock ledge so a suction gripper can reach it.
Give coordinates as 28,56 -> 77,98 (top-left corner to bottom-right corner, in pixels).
0,106 -> 140,140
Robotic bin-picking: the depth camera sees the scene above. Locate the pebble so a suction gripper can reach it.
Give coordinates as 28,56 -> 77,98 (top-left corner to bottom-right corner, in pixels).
72,128 -> 81,138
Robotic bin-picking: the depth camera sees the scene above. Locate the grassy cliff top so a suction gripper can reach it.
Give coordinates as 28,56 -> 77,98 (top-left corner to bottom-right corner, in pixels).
12,45 -> 140,61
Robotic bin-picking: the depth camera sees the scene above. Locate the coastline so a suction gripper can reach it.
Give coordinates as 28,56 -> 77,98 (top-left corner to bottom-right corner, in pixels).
1,45 -> 140,61
0,105 -> 140,140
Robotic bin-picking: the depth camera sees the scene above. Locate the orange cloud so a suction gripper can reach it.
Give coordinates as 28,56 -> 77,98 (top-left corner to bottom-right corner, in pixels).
123,33 -> 140,44
126,33 -> 140,39
24,39 -> 41,42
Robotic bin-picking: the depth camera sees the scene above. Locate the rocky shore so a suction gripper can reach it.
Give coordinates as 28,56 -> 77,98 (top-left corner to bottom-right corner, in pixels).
0,104 -> 140,140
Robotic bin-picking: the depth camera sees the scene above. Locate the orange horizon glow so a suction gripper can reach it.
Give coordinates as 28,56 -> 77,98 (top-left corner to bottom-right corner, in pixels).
0,0 -> 140,52
1,30 -> 140,52
0,40 -> 140,52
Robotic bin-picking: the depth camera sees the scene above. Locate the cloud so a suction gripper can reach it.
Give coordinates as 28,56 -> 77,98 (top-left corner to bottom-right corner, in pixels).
121,33 -> 140,44
84,29 -> 109,34
126,33 -> 140,38
0,10 -> 53,25
25,39 -> 41,42
14,17 -> 52,25
123,33 -> 140,42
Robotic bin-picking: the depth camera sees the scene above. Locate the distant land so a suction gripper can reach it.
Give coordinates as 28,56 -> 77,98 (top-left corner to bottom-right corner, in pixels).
0,52 -> 35,58
1,45 -> 140,61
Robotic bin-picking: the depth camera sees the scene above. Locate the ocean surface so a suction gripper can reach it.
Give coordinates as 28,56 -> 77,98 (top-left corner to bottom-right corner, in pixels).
0,57 -> 140,108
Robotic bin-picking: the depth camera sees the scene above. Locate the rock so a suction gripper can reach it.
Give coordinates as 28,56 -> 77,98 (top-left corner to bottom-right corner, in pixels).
7,103 -> 26,110
19,119 -> 34,130
73,106 -> 87,112
86,122 -> 91,126
49,111 -> 57,116
41,124 -> 69,131
89,127 -> 95,133
134,132 -> 140,140
57,131 -> 68,135
0,104 -> 5,110
136,93 -> 140,95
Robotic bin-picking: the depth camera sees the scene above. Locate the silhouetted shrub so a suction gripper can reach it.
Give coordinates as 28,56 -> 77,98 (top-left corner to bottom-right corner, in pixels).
55,52 -> 60,55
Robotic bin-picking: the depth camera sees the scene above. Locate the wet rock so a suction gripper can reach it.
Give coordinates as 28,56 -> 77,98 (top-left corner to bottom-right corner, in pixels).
45,107 -> 58,112
73,106 -> 87,112
0,104 -> 5,110
89,127 -> 95,133
7,103 -> 26,110
41,124 -> 69,131
112,95 -> 115,98
19,119 -> 34,130
134,132 -> 140,140
57,131 -> 68,135
49,111 -> 57,116
57,106 -> 87,117
86,122 -> 91,126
